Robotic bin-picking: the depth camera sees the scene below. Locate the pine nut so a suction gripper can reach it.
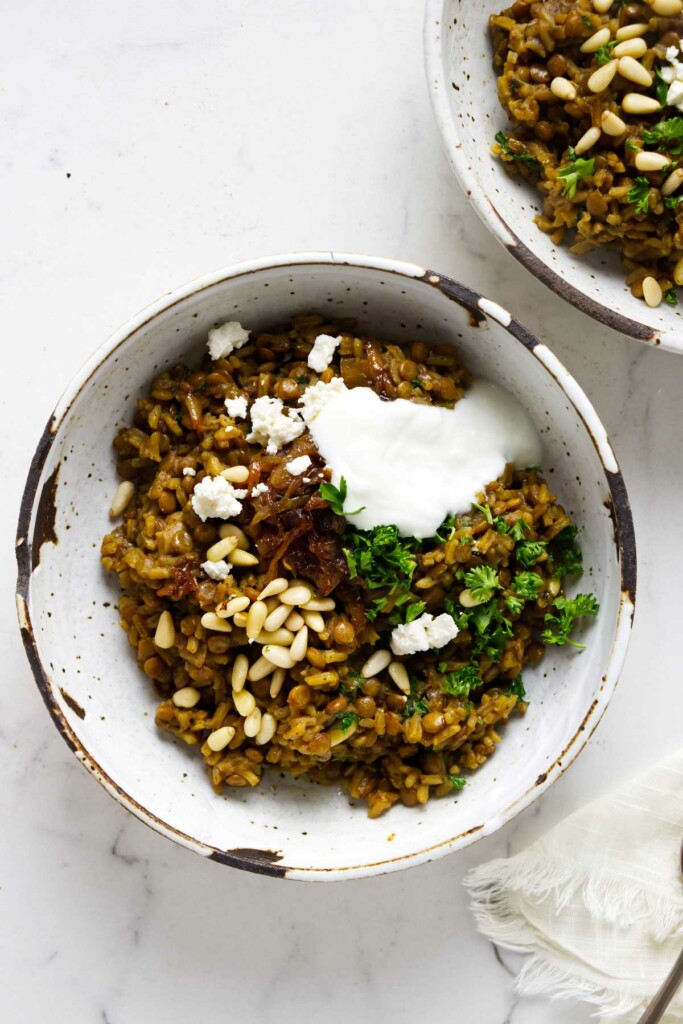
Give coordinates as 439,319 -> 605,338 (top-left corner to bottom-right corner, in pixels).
200,612 -> 232,632
674,258 -> 683,286
580,27 -> 611,53
221,464 -> 249,484
280,584 -> 313,607
651,0 -> 682,14
246,600 -> 268,640
109,480 -> 134,517
361,649 -> 392,679
550,76 -> 577,101
256,628 -> 294,646
231,653 -> 249,692
207,725 -> 235,752
592,0 -> 613,10
228,549 -> 259,567
622,93 -> 661,115
264,604 -> 291,632
257,577 -> 289,601
154,610 -> 175,649
290,625 -> 309,662
330,720 -> 358,747
243,707 -> 262,738
269,668 -> 286,698
233,687 -> 256,715
613,38 -> 647,59
459,588 -> 484,608
218,523 -> 249,548
587,60 -> 617,93
205,536 -> 238,561
617,56 -> 652,87
255,712 -> 276,745
388,661 -> 411,695
601,110 -> 626,136
642,276 -> 663,307
662,168 -> 683,196
301,597 -> 336,612
635,151 -> 671,171
574,126 -> 602,154
233,611 -> 248,628
263,645 -> 296,669
223,595 -> 251,617
247,656 -> 276,682
615,23 -> 648,41
284,610 -> 305,631
548,577 -> 562,598
173,686 -> 201,708
302,609 -> 325,633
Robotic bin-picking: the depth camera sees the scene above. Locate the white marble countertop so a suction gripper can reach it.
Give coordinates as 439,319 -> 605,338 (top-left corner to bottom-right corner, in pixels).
2,2 -> 682,1021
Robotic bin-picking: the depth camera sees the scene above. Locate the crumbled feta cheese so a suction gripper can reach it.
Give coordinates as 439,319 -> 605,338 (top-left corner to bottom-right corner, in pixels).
286,455 -> 312,475
182,467 -> 196,477
191,475 -> 243,521
224,395 -> 248,419
308,334 -> 341,373
247,395 -> 304,454
201,559 -> 232,581
233,488 -> 248,499
251,482 -> 269,497
660,47 -> 683,111
390,612 -> 459,657
302,477 -> 311,483
207,321 -> 250,360
299,376 -> 348,424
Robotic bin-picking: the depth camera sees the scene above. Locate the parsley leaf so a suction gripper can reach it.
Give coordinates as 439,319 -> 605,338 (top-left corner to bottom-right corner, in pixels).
442,665 -> 481,697
495,131 -> 542,171
655,68 -> 669,107
405,600 -> 427,623
541,593 -> 600,649
642,117 -> 683,155
558,148 -> 595,199
333,710 -> 359,732
472,501 -> 494,525
516,540 -> 547,567
341,671 -> 363,696
295,374 -> 309,386
511,519 -> 530,541
506,677 -> 527,701
625,137 -> 639,153
403,695 -> 429,718
595,41 -> 617,65
434,513 -> 458,543
449,775 -> 468,790
511,572 -> 544,600
665,288 -> 679,306
411,377 -> 424,390
505,595 -> 524,615
464,566 -> 501,603
665,194 -> 683,209
582,15 -> 594,28
469,601 -> 513,663
319,476 -> 364,517
627,177 -> 652,215
550,525 -> 583,577
342,524 -> 417,615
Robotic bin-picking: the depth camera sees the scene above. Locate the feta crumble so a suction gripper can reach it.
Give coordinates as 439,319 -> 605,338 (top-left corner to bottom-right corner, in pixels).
390,612 -> 459,657
299,376 -> 348,424
182,467 -> 196,477
233,488 -> 248,499
224,395 -> 248,419
286,455 -> 312,475
247,395 -> 304,454
251,482 -> 269,497
191,475 -> 243,521
661,47 -> 683,110
308,334 -> 341,374
201,559 -> 232,581
207,321 -> 250,361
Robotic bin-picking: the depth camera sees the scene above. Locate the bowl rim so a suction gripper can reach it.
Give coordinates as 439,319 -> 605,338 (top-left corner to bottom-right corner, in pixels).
15,251 -> 637,881
423,0 -> 678,353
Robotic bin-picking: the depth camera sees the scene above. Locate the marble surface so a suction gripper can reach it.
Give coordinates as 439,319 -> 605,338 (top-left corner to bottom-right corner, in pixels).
2,1 -> 682,1021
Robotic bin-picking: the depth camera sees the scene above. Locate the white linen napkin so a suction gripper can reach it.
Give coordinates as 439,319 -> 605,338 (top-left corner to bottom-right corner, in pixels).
464,751 -> 683,1022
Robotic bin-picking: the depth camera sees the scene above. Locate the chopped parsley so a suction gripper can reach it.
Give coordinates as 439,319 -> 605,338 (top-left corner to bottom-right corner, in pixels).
505,595 -> 524,616
642,117 -> 683,155
470,601 -> 513,663
319,476 -> 364,516
442,665 -> 481,697
541,593 -> 600,649
506,677 -> 527,701
625,137 -> 639,153
472,500 -> 494,525
464,566 -> 501,603
495,131 -> 542,171
665,194 -> 683,209
581,15 -> 594,28
665,288 -> 679,306
405,600 -> 427,623
627,177 -> 652,215
595,41 -> 617,66
295,374 -> 309,386
511,572 -> 543,600
434,513 -> 458,543
333,710 -> 359,732
558,148 -> 595,199
343,524 -> 417,618
403,694 -> 429,718
550,525 -> 583,577
341,670 -> 364,696
516,540 -> 547,567
449,775 -> 468,790
411,377 -> 424,390
655,68 -> 669,107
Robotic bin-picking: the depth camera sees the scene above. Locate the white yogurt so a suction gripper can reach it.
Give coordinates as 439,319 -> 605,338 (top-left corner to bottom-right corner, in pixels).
306,381 -> 542,538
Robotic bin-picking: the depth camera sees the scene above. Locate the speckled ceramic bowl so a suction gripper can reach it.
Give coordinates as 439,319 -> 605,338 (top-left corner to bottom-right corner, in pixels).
425,0 -> 683,353
16,253 -> 636,880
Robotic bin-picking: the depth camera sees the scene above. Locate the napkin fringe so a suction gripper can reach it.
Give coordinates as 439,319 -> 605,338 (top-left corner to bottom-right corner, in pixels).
517,951 -> 651,1018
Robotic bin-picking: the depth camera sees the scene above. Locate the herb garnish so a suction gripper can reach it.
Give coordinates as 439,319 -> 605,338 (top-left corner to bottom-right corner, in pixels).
665,194 -> 683,209
333,710 -> 359,732
627,177 -> 652,215
506,678 -> 527,701
343,524 -> 417,620
558,147 -> 595,199
464,566 -> 501,603
655,68 -> 669,107
516,540 -> 547,567
405,600 -> 427,623
541,593 -> 599,649
549,524 -> 583,577
595,41 -> 617,66
403,694 -> 429,718
296,374 -> 309,386
442,665 -> 481,696
511,572 -> 543,600
319,476 -> 365,516
665,288 -> 679,306
495,131 -> 542,171
642,117 -> 683,155
449,775 -> 468,790
505,595 -> 524,616
472,500 -> 494,525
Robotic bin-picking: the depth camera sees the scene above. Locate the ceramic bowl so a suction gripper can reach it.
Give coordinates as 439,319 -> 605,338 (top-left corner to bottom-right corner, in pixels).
16,253 -> 636,880
424,0 -> 683,354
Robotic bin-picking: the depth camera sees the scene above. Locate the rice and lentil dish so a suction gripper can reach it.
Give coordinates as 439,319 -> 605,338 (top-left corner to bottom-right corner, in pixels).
101,315 -> 597,817
491,0 -> 683,307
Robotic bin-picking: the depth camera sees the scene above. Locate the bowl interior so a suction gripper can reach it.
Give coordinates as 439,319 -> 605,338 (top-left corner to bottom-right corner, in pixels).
428,0 -> 683,351
19,258 -> 631,878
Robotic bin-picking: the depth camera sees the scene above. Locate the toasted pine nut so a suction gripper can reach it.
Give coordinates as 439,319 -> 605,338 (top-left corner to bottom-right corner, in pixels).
223,595 -> 251,617
459,588 -> 484,608
218,523 -> 249,548
290,626 -> 309,662
388,661 -> 411,695
264,604 -> 291,632
622,93 -> 661,115
651,0 -> 682,13
601,110 -> 626,136
228,548 -> 259,567
550,76 -> 577,101
284,610 -> 305,631
231,653 -> 249,692
674,258 -> 683,286
613,37 -> 647,58
173,686 -> 201,708
301,597 -> 335,612
233,687 -> 256,715
246,600 -> 268,641
247,656 -> 276,682
635,151 -> 671,171
361,649 -> 392,679
257,577 -> 289,600
263,645 -> 296,669
269,668 -> 286,698
233,611 -> 248,628
280,584 -> 313,607
615,23 -> 648,41
548,577 -> 562,597
574,126 -> 601,154
200,612 -> 232,632
207,725 -> 235,752
109,480 -> 134,517
617,56 -> 652,87
255,628 -> 294,646
580,27 -> 610,53
154,610 -> 176,649
587,60 -> 617,93
330,720 -> 358,747
243,707 -> 262,738
221,464 -> 249,484
642,276 -> 663,307
256,712 -> 276,745
302,609 -> 325,633
205,535 -> 238,561
662,168 -> 683,196
592,0 -> 613,10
